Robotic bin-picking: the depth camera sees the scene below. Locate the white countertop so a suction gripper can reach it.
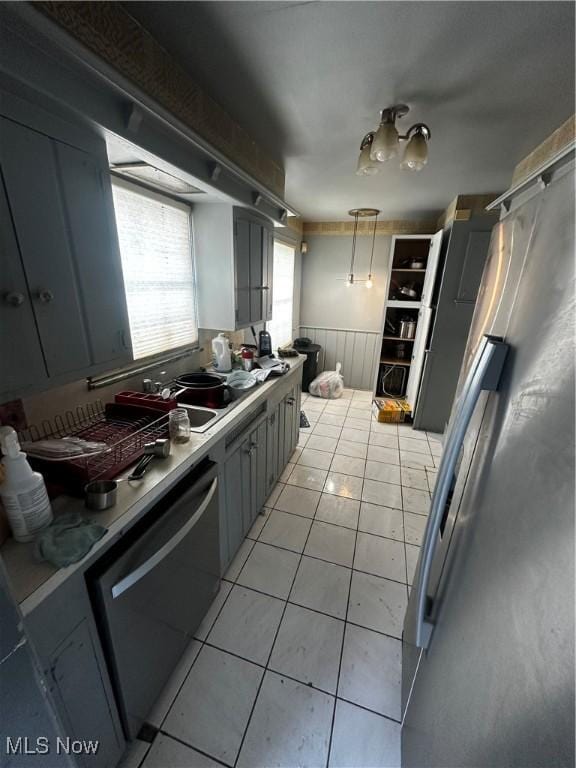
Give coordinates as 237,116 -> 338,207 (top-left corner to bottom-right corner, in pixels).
1,356 -> 305,614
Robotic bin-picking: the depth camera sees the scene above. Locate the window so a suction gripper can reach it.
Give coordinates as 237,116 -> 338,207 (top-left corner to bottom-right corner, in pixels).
267,240 -> 295,349
111,178 -> 198,360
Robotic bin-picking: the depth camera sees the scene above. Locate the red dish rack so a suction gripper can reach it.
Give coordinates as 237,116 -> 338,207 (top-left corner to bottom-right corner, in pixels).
20,401 -> 170,496
114,391 -> 179,412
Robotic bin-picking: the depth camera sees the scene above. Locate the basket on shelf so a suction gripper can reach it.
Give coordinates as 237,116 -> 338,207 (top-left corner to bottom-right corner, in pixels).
372,397 -> 411,423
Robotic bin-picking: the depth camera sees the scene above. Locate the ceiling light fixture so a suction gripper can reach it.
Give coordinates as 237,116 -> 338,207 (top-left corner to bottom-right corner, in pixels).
356,105 -> 431,174
343,208 -> 380,287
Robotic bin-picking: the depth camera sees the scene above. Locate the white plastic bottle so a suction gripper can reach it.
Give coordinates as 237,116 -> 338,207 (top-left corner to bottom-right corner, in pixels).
0,426 -> 53,543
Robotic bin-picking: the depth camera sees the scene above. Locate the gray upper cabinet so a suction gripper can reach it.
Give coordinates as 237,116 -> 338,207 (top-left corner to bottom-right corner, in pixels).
194,203 -> 273,330
0,97 -> 132,401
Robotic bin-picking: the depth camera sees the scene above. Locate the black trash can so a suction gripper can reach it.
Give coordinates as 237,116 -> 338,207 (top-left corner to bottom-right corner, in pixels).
293,338 -> 322,392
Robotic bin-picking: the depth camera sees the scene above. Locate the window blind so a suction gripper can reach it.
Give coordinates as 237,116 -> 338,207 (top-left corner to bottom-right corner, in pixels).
111,179 -> 199,360
267,241 -> 295,349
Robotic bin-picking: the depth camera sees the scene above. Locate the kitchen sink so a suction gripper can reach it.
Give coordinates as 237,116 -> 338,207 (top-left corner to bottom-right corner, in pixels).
178,405 -> 221,432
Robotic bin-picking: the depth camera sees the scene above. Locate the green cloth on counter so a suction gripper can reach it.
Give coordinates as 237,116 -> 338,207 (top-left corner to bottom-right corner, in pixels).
35,512 -> 107,569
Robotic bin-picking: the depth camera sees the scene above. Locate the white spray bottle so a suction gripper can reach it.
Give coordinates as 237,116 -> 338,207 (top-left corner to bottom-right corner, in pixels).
0,426 -> 53,543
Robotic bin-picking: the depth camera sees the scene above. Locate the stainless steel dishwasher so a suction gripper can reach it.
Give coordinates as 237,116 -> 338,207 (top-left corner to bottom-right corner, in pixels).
89,459 -> 220,740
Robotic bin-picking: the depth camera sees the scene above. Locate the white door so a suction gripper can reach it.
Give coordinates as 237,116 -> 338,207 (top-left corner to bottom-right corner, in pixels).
420,230 -> 443,307
406,306 -> 433,409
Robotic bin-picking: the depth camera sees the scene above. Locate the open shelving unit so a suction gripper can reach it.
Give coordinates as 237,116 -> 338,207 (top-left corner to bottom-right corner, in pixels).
374,233 -> 443,412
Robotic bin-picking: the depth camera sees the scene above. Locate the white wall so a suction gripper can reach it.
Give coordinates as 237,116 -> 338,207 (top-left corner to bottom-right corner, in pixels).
300,234 -> 391,331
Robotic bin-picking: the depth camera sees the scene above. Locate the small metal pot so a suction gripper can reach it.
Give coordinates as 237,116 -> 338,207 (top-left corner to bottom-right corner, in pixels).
85,480 -> 118,511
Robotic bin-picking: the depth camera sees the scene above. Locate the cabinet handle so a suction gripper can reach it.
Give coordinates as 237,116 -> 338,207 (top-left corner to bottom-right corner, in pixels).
36,289 -> 54,304
244,441 -> 258,455
254,286 -> 270,291
286,398 -> 295,405
4,291 -> 25,307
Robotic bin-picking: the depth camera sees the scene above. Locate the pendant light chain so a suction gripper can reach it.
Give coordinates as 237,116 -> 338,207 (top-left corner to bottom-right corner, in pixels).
349,211 -> 359,277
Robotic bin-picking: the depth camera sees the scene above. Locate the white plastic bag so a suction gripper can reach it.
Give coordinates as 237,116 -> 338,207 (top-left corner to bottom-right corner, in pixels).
308,363 -> 344,399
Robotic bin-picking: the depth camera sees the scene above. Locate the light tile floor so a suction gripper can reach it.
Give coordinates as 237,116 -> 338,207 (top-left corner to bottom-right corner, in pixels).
123,389 -> 442,768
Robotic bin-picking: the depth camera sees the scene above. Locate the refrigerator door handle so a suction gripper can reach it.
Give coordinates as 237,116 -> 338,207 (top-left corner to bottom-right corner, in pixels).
111,477 -> 218,599
414,335 -> 508,649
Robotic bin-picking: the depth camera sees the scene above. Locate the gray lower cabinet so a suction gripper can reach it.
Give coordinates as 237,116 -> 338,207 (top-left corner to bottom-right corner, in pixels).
25,573 -> 125,768
0,91 -> 132,401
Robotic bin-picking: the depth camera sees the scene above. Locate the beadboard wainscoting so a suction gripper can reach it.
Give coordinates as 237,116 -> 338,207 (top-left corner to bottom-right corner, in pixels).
299,326 -> 380,391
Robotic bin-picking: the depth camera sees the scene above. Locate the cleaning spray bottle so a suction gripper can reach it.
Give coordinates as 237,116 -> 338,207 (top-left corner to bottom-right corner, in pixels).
0,426 -> 53,542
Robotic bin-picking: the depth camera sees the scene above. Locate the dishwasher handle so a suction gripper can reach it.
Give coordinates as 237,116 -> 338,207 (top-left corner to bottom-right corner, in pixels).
111,477 -> 218,600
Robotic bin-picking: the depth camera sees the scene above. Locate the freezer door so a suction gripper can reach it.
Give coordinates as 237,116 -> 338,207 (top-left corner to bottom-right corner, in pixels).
91,464 -> 220,739
402,159 -> 575,767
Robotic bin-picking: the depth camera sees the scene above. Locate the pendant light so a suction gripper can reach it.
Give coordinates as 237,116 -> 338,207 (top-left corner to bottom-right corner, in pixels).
344,208 -> 380,287
400,124 -> 431,171
355,133 -> 380,176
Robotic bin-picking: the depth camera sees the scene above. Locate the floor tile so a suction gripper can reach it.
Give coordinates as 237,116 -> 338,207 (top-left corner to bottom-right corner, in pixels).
142,735 -> 221,768
304,399 -> 326,412
298,447 -> 333,470
319,413 -> 346,427
370,421 -> 398,434
306,434 -> 339,453
367,445 -> 400,465
324,471 -> 363,500
399,437 -> 432,455
340,427 -> 370,444
224,538 -> 255,581
316,493 -> 360,529
362,478 -> 402,508
269,604 -> 344,693
369,432 -> 399,448
344,417 -> 371,430
359,503 -> 403,542
279,462 -> 296,483
237,542 -> 300,599
348,571 -> 407,639
330,454 -> 365,478
347,407 -> 372,421
194,581 -> 233,641
291,446 -> 303,463
164,645 -> 263,765
265,482 -> 285,509
400,449 -> 435,469
364,460 -> 401,485
397,425 -> 428,441
275,484 -> 321,518
237,672 -> 334,768
402,486 -> 431,515
335,439 -> 368,459
304,521 -> 356,567
400,466 -> 428,491
338,624 -> 402,720
287,464 -> 328,492
404,511 -> 427,545
406,543 -> 420,585
298,432 -> 310,448
426,469 -> 438,493
147,639 -> 203,727
247,508 -> 270,540
351,391 -> 372,402
207,585 -> 285,665
354,532 -> 406,583
340,389 -> 354,399
430,443 -> 443,457
329,699 -> 401,768
311,423 -> 342,439
289,556 -> 351,620
258,508 -> 313,552
120,740 -> 150,768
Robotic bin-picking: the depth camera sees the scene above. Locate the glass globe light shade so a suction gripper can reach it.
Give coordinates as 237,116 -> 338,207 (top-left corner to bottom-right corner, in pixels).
401,132 -> 428,171
356,144 -> 379,176
370,121 -> 399,162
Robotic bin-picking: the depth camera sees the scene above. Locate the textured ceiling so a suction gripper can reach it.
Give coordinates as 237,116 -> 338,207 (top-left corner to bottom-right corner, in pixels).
127,1 -> 575,220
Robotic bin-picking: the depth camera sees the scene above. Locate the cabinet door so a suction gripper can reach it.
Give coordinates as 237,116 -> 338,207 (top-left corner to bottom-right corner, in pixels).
50,620 -> 123,768
264,229 -> 275,322
55,142 -> 131,366
251,419 -> 268,517
283,391 -> 295,467
249,221 -> 264,323
234,217 -> 251,328
267,406 -> 280,492
0,117 -> 91,376
223,446 -> 245,562
0,172 -> 48,397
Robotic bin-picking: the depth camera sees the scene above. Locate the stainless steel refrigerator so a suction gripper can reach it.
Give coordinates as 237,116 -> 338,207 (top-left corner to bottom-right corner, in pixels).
401,148 -> 575,767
